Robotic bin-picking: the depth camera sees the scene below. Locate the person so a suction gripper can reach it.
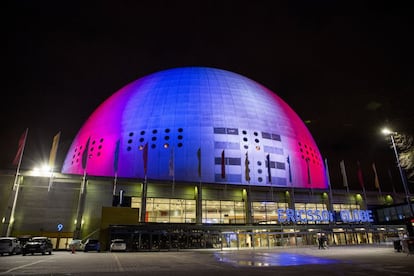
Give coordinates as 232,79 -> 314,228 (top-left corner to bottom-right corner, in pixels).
318,233 -> 323,249
321,234 -> 328,249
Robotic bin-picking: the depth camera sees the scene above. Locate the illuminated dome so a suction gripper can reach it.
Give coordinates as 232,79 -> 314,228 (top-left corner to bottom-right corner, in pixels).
62,67 -> 328,189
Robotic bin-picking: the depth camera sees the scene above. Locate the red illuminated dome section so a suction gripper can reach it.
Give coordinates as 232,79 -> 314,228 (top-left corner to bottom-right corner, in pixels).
62,67 -> 328,189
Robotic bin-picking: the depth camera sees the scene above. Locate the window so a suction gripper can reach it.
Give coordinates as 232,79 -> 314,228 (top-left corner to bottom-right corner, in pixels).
251,202 -> 288,224
145,198 -> 196,223
202,200 -> 245,224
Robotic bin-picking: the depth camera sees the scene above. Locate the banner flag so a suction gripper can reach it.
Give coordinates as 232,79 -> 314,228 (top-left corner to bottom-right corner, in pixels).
48,132 -> 61,169
324,158 -> 331,187
81,137 -> 91,170
287,155 -> 292,183
306,157 -> 311,184
143,143 -> 148,175
169,146 -> 174,177
266,154 -> 272,183
372,162 -> 380,190
12,128 -> 28,166
221,150 -> 225,179
340,160 -> 348,187
245,152 -> 250,182
113,140 -> 120,173
357,161 -> 365,188
197,148 -> 201,178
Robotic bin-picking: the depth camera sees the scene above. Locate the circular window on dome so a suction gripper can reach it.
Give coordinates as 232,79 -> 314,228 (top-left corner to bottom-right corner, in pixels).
152,129 -> 157,134
129,132 -> 134,137
243,137 -> 248,142
258,177 -> 263,182
98,145 -> 102,149
255,138 -> 259,143
100,138 -> 104,143
178,135 -> 183,140
165,128 -> 170,133
178,142 -> 183,147
257,161 -> 262,166
258,169 -> 262,174
127,146 -> 132,151
178,128 -> 183,132
97,152 -> 101,156
164,136 -> 170,140
128,139 -> 133,144
151,144 -> 156,149
140,131 -> 145,135
152,137 -> 157,141
92,140 -> 96,145
139,138 -> 144,142
242,130 -> 247,135
244,145 -> 248,149
254,132 -> 258,136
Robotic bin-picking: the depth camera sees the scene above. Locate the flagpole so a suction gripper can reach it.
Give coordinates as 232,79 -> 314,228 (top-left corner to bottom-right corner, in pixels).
6,128 -> 28,237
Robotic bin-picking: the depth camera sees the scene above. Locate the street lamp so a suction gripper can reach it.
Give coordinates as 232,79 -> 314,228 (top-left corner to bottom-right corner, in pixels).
382,128 -> 413,216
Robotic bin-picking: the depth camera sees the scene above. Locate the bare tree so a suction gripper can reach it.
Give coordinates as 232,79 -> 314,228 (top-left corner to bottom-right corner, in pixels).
394,133 -> 414,182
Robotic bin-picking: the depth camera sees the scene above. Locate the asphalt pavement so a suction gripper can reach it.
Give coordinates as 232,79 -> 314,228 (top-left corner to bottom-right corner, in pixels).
0,245 -> 413,276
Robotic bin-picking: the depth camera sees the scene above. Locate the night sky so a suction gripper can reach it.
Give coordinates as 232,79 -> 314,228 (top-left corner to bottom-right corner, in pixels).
3,1 -> 414,191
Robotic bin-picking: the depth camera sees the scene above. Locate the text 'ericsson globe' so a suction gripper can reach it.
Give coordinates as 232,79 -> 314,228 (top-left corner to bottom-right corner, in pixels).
62,67 -> 328,189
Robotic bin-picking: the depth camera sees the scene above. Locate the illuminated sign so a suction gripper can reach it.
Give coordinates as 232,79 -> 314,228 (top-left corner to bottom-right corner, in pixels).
277,208 -> 374,224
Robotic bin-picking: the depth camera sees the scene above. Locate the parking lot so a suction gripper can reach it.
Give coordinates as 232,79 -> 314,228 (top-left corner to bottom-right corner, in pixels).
0,245 -> 413,276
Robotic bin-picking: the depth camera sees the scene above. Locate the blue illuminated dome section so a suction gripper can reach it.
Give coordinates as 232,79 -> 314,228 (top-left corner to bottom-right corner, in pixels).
62,67 -> 328,189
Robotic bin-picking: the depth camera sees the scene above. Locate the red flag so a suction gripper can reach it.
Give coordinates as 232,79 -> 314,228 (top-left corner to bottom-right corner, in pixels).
12,128 -> 28,166
372,162 -> 380,190
357,161 -> 365,188
48,132 -> 61,169
143,143 -> 148,175
221,150 -> 225,179
169,146 -> 174,177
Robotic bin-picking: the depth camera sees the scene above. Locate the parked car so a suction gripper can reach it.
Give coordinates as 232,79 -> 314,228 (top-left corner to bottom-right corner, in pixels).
83,239 -> 100,252
0,237 -> 22,256
22,237 -> 53,256
68,239 -> 83,251
110,239 -> 127,252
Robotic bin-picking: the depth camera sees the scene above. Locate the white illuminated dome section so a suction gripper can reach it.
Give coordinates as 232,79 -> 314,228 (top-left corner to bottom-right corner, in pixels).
62,67 -> 328,189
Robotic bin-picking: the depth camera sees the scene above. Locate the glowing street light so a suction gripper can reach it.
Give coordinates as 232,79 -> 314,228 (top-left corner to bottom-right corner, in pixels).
382,127 -> 413,216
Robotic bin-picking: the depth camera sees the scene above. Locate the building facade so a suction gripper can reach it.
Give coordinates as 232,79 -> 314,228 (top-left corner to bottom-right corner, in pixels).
1,67 -> 412,250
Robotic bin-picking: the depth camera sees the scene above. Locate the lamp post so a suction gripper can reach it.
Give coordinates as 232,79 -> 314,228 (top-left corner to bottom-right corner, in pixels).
382,128 -> 413,217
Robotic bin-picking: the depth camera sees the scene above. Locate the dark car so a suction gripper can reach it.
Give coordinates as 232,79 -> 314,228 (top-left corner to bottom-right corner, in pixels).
22,237 -> 53,256
83,239 -> 100,252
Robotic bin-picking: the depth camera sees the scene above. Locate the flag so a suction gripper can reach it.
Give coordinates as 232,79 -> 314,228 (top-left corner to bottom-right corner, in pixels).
197,148 -> 201,178
305,157 -> 311,184
113,140 -> 120,173
287,155 -> 292,183
324,158 -> 331,188
143,142 -> 148,175
48,132 -> 61,169
81,137 -> 91,170
357,161 -> 365,188
12,128 -> 28,166
221,150 -> 225,179
245,152 -> 250,182
266,154 -> 272,183
169,146 -> 174,177
340,160 -> 348,187
372,162 -> 380,190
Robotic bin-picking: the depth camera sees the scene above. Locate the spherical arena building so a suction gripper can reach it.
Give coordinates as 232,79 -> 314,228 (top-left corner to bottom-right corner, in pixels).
1,67 -> 410,251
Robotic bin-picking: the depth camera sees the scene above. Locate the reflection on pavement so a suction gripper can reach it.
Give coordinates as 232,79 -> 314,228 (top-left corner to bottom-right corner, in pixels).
215,252 -> 339,267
